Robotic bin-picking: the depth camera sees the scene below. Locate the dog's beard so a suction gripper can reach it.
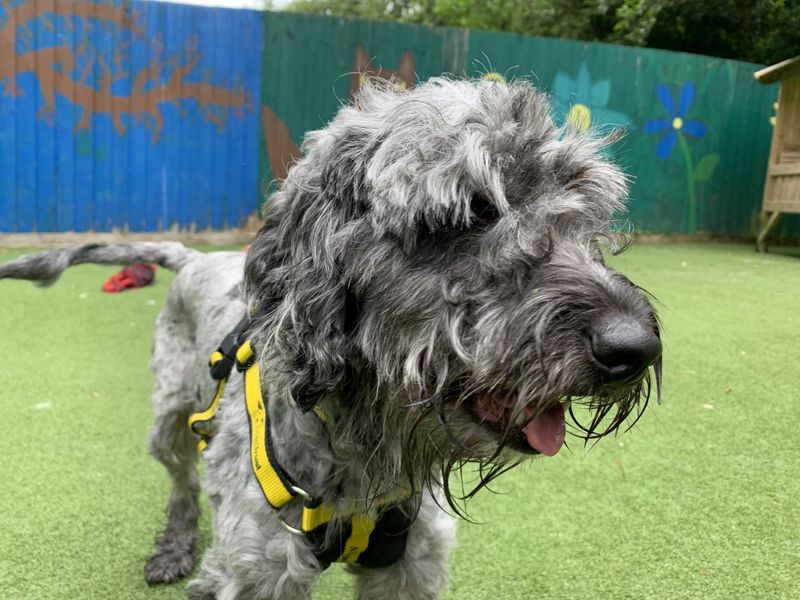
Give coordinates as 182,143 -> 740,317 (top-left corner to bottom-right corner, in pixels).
442,380 -> 655,456
343,349 -> 660,518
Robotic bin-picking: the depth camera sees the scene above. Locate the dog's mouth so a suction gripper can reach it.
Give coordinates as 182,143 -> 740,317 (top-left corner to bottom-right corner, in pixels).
468,392 -> 567,456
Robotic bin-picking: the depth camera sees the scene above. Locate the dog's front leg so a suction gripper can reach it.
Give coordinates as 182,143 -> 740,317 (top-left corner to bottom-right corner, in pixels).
187,511 -> 322,600
353,493 -> 456,600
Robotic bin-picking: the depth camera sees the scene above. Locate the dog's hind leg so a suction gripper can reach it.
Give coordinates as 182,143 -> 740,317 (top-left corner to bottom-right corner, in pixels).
353,494 -> 456,600
144,302 -> 202,585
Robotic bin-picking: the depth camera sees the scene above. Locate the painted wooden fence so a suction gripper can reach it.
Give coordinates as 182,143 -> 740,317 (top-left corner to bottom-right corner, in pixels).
261,12 -> 779,238
0,0 -> 262,233
0,4 -> 781,237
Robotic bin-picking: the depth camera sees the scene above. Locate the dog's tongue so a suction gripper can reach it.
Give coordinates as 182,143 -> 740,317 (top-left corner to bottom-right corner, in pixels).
525,404 -> 566,456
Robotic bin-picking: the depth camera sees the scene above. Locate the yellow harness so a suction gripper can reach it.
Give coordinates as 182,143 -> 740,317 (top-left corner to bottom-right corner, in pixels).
188,323 -> 414,568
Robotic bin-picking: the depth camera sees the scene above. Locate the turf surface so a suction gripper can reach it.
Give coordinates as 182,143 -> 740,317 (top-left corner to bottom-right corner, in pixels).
1,242 -> 798,599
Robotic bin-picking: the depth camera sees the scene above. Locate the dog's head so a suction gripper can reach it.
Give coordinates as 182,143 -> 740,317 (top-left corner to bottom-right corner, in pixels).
244,78 -> 660,500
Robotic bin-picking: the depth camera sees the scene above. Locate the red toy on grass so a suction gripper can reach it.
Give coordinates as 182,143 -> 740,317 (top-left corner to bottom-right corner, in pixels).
101,263 -> 156,293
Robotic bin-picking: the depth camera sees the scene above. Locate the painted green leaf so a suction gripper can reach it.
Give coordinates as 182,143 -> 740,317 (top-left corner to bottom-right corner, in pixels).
695,154 -> 720,182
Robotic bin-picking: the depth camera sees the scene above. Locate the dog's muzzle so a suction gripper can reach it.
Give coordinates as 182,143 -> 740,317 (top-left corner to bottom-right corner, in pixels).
590,313 -> 661,384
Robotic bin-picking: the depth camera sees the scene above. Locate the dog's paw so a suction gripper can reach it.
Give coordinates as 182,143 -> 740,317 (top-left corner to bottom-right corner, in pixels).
187,580 -> 217,600
145,548 -> 196,585
187,589 -> 217,600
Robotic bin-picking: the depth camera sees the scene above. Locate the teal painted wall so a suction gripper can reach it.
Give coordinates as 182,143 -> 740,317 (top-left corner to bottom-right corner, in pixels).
260,12 -> 780,238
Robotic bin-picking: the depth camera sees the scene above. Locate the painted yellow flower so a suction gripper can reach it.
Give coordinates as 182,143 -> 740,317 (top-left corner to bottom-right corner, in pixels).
553,63 -> 634,131
567,103 -> 591,131
482,72 -> 506,83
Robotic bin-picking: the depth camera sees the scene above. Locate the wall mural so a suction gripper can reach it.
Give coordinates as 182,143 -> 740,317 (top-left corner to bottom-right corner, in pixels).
553,63 -> 634,132
551,68 -> 725,233
351,45 -> 415,96
261,36 -> 773,238
0,0 -> 261,232
262,104 -> 302,184
262,45 -> 416,185
0,7 -> 776,237
644,82 -> 718,233
0,0 -> 252,141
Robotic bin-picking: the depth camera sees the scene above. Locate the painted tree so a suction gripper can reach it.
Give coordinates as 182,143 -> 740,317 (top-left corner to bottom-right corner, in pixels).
0,0 -> 252,143
263,45 -> 416,182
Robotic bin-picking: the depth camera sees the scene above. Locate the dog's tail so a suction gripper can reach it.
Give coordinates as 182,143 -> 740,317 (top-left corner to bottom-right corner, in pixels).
0,242 -> 201,287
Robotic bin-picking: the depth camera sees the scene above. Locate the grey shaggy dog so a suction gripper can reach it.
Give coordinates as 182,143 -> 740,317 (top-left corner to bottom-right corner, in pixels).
1,78 -> 662,599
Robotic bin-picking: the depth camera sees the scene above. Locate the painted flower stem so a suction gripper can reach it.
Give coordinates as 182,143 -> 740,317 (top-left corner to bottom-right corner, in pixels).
677,131 -> 697,233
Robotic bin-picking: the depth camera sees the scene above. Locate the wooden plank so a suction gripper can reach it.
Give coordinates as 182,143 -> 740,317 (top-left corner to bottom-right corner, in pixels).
763,200 -> 800,213
768,163 -> 800,176
760,77 -> 786,215
754,56 -> 800,84
54,0 -> 76,232
771,173 -> 800,203
756,210 -> 782,251
94,0 -> 114,232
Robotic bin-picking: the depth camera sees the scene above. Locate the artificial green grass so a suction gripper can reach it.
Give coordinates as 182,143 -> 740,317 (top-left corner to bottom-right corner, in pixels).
1,243 -> 798,599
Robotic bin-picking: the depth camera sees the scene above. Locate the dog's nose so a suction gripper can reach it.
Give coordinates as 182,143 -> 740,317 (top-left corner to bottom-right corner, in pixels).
590,314 -> 661,381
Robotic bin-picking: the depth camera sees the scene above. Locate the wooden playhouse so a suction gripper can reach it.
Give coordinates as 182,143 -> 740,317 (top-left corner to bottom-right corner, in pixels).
754,56 -> 800,251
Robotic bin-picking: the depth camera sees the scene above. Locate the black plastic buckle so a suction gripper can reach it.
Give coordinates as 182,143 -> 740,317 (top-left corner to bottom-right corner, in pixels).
209,316 -> 250,381
209,353 -> 235,381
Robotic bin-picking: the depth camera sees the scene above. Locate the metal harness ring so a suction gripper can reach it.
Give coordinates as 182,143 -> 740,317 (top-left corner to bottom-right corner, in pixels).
277,513 -> 304,536
275,483 -> 314,536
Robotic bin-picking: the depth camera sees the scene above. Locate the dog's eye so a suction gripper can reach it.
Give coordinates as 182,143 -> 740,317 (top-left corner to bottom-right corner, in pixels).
469,193 -> 501,228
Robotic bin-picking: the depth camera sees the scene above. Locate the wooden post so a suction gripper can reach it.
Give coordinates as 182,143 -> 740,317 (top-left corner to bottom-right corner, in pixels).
757,211 -> 782,252
754,57 -> 800,252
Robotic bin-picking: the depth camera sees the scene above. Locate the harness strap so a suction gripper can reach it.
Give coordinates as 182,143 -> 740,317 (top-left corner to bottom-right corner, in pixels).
239,340 -> 296,509
187,315 -> 250,453
236,340 -> 410,565
339,515 -> 376,562
191,323 -> 415,567
187,358 -> 227,453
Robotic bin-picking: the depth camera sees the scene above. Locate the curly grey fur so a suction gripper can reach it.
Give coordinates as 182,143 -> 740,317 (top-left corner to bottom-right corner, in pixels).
1,77 -> 659,599
243,78 -> 658,513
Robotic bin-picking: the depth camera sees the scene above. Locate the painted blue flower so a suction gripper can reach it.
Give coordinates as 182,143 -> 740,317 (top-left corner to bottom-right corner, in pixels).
644,82 -> 707,159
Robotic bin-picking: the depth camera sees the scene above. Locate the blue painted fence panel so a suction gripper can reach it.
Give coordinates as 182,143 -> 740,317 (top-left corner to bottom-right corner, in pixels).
0,0 -> 262,233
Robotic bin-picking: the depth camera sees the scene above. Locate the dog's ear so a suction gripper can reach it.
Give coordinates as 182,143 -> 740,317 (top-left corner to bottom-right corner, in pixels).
281,275 -> 355,412
244,127 -> 370,411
